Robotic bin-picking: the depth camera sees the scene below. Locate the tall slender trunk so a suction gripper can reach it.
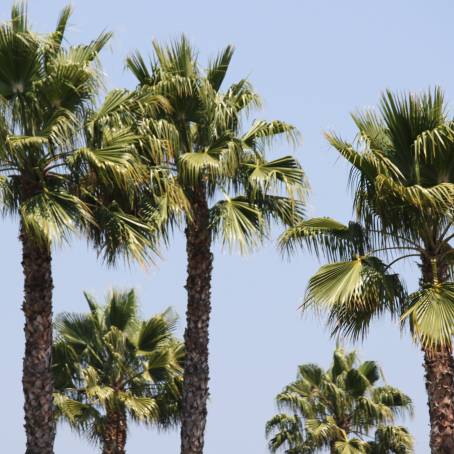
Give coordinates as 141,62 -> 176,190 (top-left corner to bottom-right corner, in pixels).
423,347 -> 454,454
420,255 -> 454,453
20,222 -> 55,454
180,184 -> 213,454
102,408 -> 127,454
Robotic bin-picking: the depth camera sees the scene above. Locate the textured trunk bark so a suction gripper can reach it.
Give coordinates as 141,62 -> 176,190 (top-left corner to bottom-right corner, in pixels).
420,255 -> 454,453
102,409 -> 127,454
20,222 -> 55,454
180,184 -> 213,454
423,346 -> 454,454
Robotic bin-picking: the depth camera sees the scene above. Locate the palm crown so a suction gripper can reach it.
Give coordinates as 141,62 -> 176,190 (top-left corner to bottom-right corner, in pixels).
125,36 -> 307,250
53,289 -> 184,451
0,4 -> 152,258
281,88 -> 454,349
0,4 -> 107,241
266,348 -> 413,454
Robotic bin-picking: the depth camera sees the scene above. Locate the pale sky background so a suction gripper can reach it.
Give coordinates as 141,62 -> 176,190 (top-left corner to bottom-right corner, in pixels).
2,1 -> 454,453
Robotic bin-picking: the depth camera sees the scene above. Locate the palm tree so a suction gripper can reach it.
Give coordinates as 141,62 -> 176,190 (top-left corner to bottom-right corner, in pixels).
266,348 -> 414,454
53,289 -> 183,454
124,37 -> 307,454
0,5 -> 147,452
280,88 -> 454,453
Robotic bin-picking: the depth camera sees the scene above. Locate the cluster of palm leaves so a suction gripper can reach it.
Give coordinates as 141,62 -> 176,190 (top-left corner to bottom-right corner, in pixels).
266,348 -> 413,454
53,290 -> 183,454
3,2 -> 454,454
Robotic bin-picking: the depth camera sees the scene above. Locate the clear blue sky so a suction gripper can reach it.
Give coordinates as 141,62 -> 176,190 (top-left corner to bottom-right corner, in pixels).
2,1 -> 453,452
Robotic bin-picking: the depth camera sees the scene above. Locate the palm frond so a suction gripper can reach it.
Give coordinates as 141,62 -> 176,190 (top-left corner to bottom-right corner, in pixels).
401,282 -> 454,349
209,196 -> 265,253
279,218 -> 366,260
304,257 -> 405,340
206,45 -> 234,92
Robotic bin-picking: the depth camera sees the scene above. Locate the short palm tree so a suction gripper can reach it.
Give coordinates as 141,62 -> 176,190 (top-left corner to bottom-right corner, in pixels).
0,5 -> 146,452
125,37 -> 307,454
280,88 -> 454,453
53,289 -> 184,454
266,348 -> 414,454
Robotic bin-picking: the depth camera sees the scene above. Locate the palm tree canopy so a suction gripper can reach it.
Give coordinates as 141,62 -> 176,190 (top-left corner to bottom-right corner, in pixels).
329,87 -> 454,237
280,88 -> 454,349
266,348 -> 413,454
0,3 -> 154,262
53,289 -> 184,445
124,36 -> 307,252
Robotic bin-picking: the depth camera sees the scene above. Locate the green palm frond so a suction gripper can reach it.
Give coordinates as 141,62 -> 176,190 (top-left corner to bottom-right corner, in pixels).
48,5 -> 72,48
145,170 -> 190,232
305,259 -> 370,309
126,51 -> 153,85
206,45 -> 234,92
209,196 -> 264,253
304,257 -> 405,340
401,282 -> 454,349
104,289 -> 137,331
374,174 -> 454,213
152,36 -> 198,78
118,393 -> 158,421
265,414 -> 308,453
254,195 -> 305,227
357,360 -> 381,386
245,155 -> 306,198
279,218 -> 366,260
54,394 -> 99,423
225,79 -> 262,113
242,120 -> 300,150
88,202 -> 156,266
306,417 -> 345,444
137,313 -> 176,353
179,149 -> 224,182
372,386 -> 413,418
20,190 -> 92,244
326,133 -> 404,183
369,425 -> 413,454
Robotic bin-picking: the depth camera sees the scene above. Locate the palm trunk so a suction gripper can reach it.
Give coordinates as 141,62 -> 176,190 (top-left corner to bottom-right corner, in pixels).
20,222 -> 55,454
420,256 -> 454,453
180,184 -> 213,454
423,347 -> 454,454
102,408 -> 127,454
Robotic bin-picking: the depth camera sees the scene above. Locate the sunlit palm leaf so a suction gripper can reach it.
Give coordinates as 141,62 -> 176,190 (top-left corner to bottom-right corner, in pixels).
279,217 -> 366,260
304,258 -> 405,340
209,196 -> 264,253
401,282 -> 454,348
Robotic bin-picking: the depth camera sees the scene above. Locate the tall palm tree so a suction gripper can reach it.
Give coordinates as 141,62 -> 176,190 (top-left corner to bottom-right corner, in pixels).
280,88 -> 454,453
266,348 -> 414,454
53,289 -> 184,454
0,5 -> 147,452
124,37 -> 307,454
